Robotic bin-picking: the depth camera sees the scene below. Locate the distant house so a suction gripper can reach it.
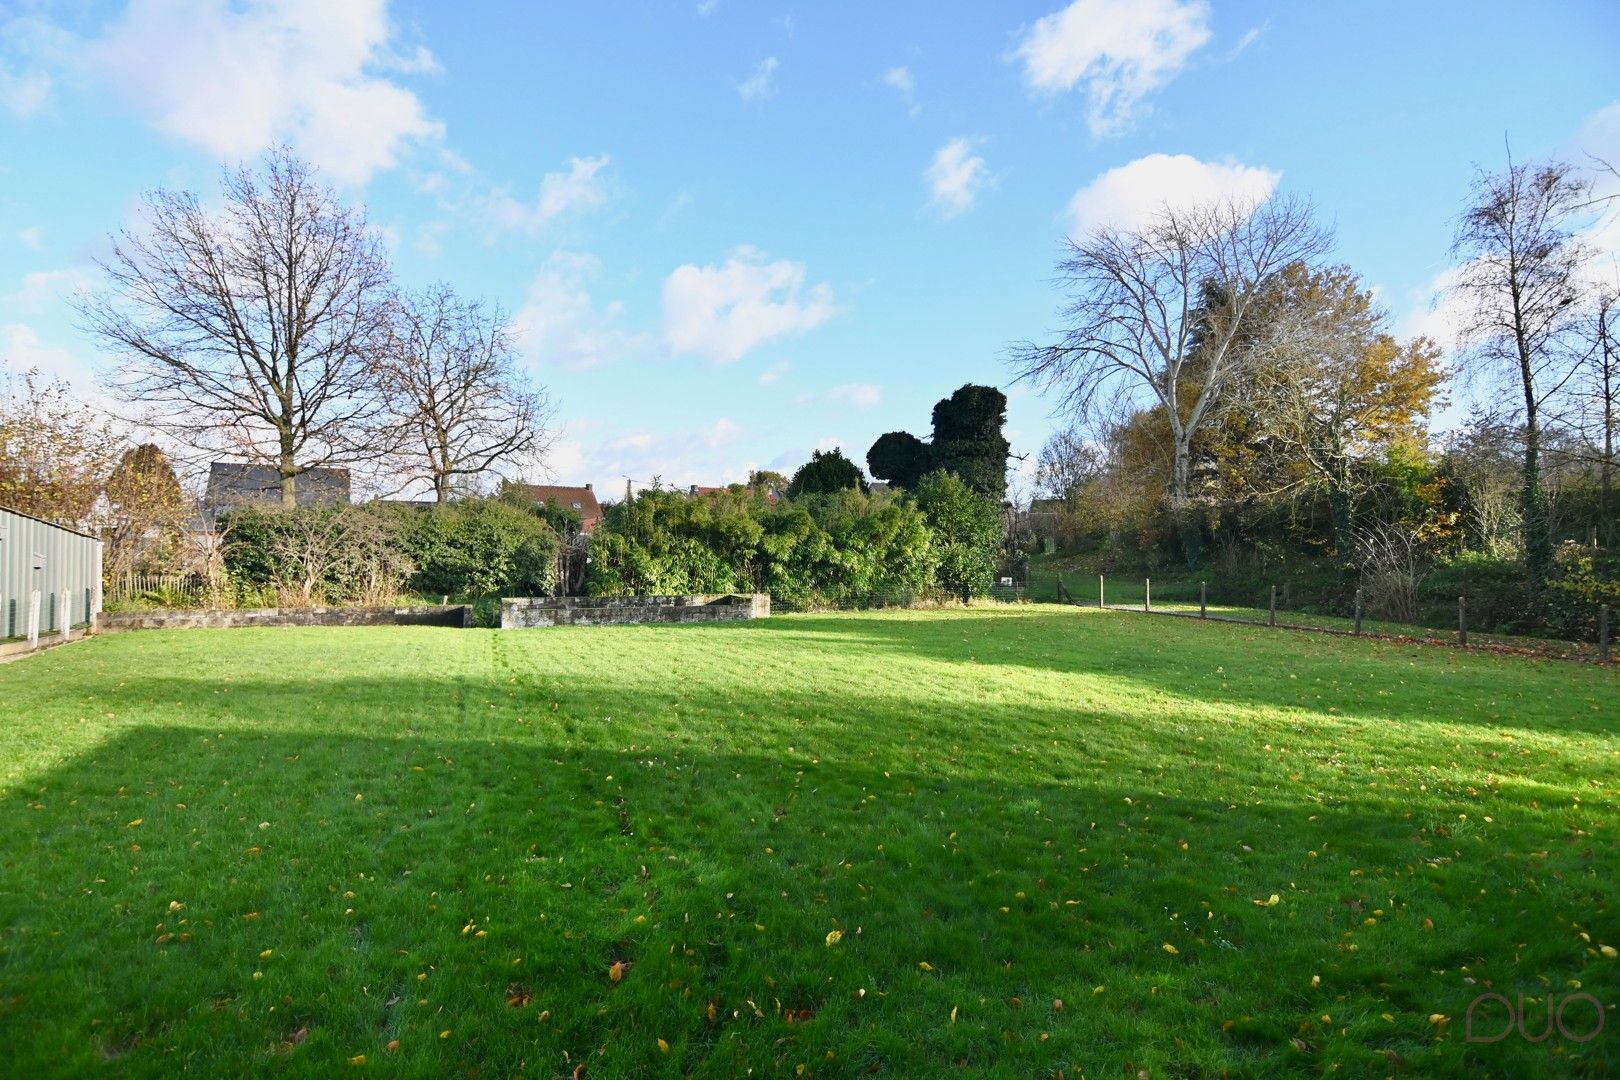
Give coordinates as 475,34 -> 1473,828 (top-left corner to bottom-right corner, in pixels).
513,483 -> 604,533
687,481 -> 783,505
203,463 -> 351,516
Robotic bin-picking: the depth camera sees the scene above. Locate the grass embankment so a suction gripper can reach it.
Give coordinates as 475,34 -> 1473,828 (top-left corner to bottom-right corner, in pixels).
1,608 -> 1616,1076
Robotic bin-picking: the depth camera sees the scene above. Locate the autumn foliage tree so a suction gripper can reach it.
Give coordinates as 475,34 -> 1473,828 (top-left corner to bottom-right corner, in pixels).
103,443 -> 189,578
1221,263 -> 1446,554
1008,195 -> 1331,565
0,365 -> 123,528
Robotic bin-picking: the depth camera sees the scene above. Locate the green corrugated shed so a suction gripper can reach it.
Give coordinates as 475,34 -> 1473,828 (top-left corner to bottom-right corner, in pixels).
0,506 -> 104,641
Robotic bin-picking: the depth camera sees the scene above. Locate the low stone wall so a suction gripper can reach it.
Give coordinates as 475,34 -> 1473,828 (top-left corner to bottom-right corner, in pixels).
101,605 -> 472,632
501,594 -> 770,628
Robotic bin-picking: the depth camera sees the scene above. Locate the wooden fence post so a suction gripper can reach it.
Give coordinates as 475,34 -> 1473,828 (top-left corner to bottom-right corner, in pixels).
1268,585 -> 1277,627
1601,604 -> 1611,662
1457,596 -> 1467,647
1098,575 -> 1105,609
1354,587 -> 1363,636
1200,580 -> 1207,619
1144,578 -> 1151,613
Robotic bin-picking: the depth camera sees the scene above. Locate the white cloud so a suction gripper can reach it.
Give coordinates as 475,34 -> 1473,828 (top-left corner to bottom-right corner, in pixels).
88,0 -> 442,184
883,65 -> 915,98
1014,0 -> 1211,135
663,246 -> 838,363
483,156 -> 611,234
758,359 -> 790,385
1224,22 -> 1269,61
883,65 -> 920,116
1066,152 -> 1279,234
825,383 -> 883,409
4,267 -> 97,313
927,137 -> 990,219
0,322 -> 98,389
0,65 -> 49,116
511,251 -> 647,371
17,227 -> 44,251
546,416 -> 756,494
696,0 -> 719,15
735,57 -> 779,101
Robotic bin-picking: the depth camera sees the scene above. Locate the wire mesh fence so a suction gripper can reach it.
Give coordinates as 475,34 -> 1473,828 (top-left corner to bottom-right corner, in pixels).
1049,570 -> 1614,664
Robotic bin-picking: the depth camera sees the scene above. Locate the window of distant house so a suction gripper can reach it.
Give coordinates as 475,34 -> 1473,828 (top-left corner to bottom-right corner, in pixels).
572,502 -> 581,509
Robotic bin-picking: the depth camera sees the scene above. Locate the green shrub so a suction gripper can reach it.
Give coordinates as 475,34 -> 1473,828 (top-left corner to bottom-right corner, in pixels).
912,471 -> 1000,598
394,499 -> 558,599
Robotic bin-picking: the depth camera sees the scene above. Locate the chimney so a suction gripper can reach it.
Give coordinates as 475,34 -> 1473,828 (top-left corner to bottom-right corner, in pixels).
584,483 -> 592,490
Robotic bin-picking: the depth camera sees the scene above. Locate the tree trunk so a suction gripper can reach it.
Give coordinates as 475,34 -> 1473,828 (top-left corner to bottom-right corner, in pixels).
1519,365 -> 1550,590
1169,437 -> 1201,567
1603,322 -> 1616,549
276,416 -> 299,508
434,474 -> 451,503
1328,486 -> 1355,558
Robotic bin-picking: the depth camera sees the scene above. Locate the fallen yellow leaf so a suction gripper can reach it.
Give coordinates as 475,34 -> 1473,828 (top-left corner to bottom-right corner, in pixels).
1162,943 -> 1179,955
825,930 -> 843,947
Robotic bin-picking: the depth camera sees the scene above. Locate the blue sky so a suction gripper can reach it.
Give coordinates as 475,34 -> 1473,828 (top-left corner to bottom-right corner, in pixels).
2,0 -> 1617,498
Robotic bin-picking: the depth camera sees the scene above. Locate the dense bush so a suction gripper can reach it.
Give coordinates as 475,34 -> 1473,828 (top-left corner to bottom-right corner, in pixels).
587,483 -> 972,608
912,471 -> 1001,597
388,498 -> 559,599
223,498 -> 558,606
222,505 -> 414,606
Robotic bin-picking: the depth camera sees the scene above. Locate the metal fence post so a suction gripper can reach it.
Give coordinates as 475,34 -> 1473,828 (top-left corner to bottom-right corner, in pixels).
1269,585 -> 1277,627
1144,577 -> 1151,613
1457,596 -> 1467,647
1354,587 -> 1363,636
1200,580 -> 1207,619
1601,604 -> 1611,662
1098,575 -> 1105,610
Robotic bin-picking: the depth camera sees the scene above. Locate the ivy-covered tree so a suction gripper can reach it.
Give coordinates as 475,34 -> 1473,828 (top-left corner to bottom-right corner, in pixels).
930,384 -> 1011,501
866,431 -> 934,490
787,448 -> 868,498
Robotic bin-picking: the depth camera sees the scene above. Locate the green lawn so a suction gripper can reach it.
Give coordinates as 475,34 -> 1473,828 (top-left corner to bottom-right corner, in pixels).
1,607 -> 1616,1077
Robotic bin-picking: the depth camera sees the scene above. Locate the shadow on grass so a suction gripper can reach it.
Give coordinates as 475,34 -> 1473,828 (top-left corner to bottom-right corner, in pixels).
1,677 -> 1614,1076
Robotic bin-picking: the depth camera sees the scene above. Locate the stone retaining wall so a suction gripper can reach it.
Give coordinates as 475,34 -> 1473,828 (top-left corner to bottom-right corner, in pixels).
501,594 -> 770,628
101,605 -> 472,632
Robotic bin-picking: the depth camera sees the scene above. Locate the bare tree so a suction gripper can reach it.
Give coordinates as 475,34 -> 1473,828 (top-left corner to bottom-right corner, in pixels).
1572,288 -> 1618,546
1033,426 -> 1106,502
1007,195 -> 1330,563
79,149 -> 394,508
1448,153 -> 1601,586
379,284 -> 555,501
